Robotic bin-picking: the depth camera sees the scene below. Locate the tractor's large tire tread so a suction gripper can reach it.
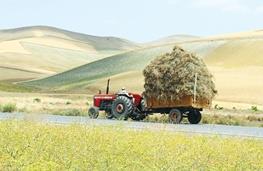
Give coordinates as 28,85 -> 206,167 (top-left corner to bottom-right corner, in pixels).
118,96 -> 133,115
112,96 -> 133,120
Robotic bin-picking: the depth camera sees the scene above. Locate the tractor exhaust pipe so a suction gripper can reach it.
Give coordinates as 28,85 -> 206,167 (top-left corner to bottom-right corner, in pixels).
106,79 -> 110,94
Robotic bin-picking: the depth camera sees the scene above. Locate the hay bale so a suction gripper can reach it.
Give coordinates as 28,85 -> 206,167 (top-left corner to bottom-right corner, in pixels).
143,46 -> 217,102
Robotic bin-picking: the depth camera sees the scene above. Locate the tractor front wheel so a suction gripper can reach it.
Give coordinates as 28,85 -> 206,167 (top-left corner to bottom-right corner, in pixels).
88,107 -> 99,119
111,96 -> 133,120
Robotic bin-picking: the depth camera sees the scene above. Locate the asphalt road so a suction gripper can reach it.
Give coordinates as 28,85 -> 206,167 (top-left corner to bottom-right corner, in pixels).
0,112 -> 263,139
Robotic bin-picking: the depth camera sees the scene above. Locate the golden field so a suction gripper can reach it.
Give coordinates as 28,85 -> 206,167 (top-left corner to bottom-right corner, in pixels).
0,121 -> 262,170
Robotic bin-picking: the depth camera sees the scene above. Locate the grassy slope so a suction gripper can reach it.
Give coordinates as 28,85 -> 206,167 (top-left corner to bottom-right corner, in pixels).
0,26 -> 139,81
0,67 -> 45,81
0,82 -> 36,92
0,121 -> 262,170
23,44 -> 175,89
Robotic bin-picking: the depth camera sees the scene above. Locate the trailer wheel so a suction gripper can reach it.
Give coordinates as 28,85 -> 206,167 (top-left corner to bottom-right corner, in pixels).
169,109 -> 182,124
88,107 -> 99,119
111,96 -> 132,120
188,110 -> 202,124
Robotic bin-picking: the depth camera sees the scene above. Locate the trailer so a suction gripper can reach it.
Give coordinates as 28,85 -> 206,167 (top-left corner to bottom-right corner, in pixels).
142,96 -> 211,123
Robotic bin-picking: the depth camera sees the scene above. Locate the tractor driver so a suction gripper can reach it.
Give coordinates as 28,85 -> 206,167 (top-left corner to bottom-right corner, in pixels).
119,87 -> 128,95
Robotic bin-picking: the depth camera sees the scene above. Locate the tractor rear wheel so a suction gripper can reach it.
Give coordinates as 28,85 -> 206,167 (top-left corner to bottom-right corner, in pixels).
188,110 -> 202,124
88,107 -> 99,119
111,96 -> 133,120
169,109 -> 182,124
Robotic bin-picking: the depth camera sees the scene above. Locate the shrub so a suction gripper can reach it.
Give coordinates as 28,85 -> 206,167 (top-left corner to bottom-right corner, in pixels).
251,106 -> 259,112
33,98 -> 41,103
1,103 -> 17,113
66,101 -> 71,105
214,104 -> 224,110
247,116 -> 263,122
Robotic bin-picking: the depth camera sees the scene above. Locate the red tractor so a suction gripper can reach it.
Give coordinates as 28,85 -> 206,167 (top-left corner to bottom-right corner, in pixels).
88,79 -> 146,121
88,79 -> 209,124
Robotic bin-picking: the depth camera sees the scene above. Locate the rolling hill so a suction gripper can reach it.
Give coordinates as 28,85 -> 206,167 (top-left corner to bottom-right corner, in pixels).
0,26 -> 140,81
23,30 -> 263,105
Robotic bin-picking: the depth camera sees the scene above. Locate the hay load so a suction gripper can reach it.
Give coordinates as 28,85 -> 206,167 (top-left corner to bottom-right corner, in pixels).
143,46 -> 217,105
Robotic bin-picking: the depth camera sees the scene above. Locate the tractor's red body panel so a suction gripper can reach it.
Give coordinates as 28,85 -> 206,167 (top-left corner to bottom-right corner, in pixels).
93,94 -> 116,107
129,93 -> 142,106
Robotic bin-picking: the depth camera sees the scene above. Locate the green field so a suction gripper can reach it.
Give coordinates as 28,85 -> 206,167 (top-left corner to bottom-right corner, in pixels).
0,121 -> 262,170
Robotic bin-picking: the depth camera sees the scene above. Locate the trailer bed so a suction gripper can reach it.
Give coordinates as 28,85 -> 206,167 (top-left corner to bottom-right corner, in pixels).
145,96 -> 211,109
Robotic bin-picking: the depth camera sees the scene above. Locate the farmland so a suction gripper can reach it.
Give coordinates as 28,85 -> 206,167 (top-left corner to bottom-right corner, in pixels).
0,121 -> 262,170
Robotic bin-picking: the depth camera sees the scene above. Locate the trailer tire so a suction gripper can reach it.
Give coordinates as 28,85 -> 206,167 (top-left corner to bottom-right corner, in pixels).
88,107 -> 99,119
111,96 -> 132,120
188,110 -> 202,124
169,109 -> 182,124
